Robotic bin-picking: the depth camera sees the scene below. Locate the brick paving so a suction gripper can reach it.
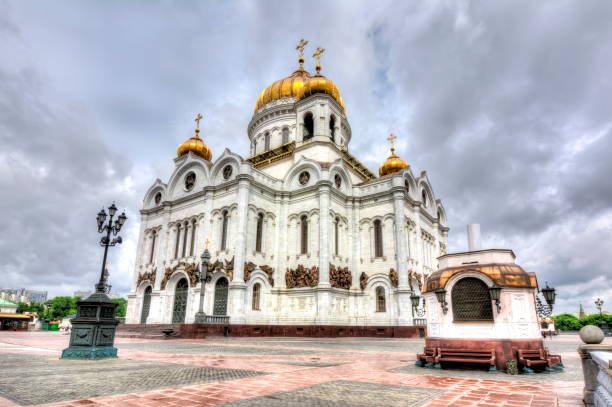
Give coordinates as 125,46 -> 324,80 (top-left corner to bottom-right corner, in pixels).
0,331 -> 600,407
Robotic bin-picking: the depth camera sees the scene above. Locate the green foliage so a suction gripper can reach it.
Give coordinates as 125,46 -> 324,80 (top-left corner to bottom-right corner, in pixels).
16,302 -> 30,313
112,298 -> 127,318
552,314 -> 581,331
579,313 -> 612,327
16,302 -> 45,314
552,313 -> 612,331
45,296 -> 78,320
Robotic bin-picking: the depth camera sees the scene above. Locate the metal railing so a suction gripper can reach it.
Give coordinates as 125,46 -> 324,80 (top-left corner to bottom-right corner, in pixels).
205,315 -> 230,324
413,318 -> 427,326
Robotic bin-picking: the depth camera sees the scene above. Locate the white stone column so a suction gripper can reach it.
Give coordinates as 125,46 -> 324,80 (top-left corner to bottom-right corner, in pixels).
273,195 -> 286,288
392,197 -> 409,288
392,177 -> 413,325
318,181 -> 331,287
232,175 -> 251,283
228,171 -> 251,323
349,198 -> 360,290
414,209 -> 424,275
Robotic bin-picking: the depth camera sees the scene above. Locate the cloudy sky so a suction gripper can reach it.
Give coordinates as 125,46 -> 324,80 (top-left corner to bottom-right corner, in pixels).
1,1 -> 611,314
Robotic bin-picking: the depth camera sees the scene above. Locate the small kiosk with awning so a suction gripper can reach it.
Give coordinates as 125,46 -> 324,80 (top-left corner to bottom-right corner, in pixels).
0,313 -> 31,331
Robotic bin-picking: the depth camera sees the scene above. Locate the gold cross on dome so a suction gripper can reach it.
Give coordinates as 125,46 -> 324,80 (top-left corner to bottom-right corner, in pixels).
194,113 -> 203,131
204,239 -> 210,250
313,47 -> 325,73
296,39 -> 308,57
313,46 -> 325,61
387,134 -> 397,152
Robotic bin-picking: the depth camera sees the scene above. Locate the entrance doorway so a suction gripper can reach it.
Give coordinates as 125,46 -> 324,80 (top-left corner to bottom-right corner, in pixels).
172,278 -> 188,323
140,286 -> 152,324
213,277 -> 228,315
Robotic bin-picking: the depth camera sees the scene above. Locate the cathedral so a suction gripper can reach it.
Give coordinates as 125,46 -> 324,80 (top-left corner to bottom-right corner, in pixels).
126,41 -> 449,333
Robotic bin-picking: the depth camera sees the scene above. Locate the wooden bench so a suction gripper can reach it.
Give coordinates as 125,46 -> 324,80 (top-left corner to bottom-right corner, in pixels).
415,347 -> 436,367
517,349 -> 563,373
434,348 -> 496,371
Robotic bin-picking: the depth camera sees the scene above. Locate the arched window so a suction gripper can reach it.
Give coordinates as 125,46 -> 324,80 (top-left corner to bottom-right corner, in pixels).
190,219 -> 197,256
253,139 -> 257,155
221,211 -> 229,251
452,277 -> 493,321
182,221 -> 189,258
213,277 -> 229,315
172,278 -> 188,324
300,215 -> 308,254
264,132 -> 270,150
282,127 -> 289,144
303,113 -> 314,141
422,189 -> 429,207
252,283 -> 261,310
376,286 -> 386,312
140,286 -> 152,324
255,213 -> 264,252
329,115 -> 336,142
373,219 -> 383,258
149,230 -> 157,264
174,224 -> 181,259
334,217 -> 340,256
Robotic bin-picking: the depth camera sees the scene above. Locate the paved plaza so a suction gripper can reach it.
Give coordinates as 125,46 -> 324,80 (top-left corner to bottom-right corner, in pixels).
0,331 -> 596,407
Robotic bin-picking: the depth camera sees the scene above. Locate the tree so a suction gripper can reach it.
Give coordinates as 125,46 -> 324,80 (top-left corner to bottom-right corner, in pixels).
16,302 -> 45,315
46,296 -> 78,320
579,313 -> 612,327
552,313 -> 581,331
112,298 -> 127,318
16,302 -> 30,313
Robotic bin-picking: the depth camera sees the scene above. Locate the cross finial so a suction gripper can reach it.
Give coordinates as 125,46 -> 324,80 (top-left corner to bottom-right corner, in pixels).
313,47 -> 325,74
204,239 -> 210,250
194,113 -> 203,134
387,133 -> 397,152
296,39 -> 309,68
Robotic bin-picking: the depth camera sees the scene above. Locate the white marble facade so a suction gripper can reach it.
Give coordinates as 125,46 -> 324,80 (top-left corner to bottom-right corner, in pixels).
126,85 -> 449,327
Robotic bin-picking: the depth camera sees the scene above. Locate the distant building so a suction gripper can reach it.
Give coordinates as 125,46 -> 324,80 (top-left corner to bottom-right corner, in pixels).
0,299 -> 31,331
0,298 -> 18,313
0,288 -> 47,304
579,302 -> 587,318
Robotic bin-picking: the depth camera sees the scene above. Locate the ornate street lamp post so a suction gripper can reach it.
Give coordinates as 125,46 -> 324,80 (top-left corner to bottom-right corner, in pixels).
61,203 -> 127,360
595,298 -> 610,335
194,241 -> 212,324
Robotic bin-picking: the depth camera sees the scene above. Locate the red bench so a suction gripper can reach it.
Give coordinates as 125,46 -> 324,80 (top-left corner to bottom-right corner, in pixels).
415,347 -> 436,367
434,348 -> 497,372
517,349 -> 563,373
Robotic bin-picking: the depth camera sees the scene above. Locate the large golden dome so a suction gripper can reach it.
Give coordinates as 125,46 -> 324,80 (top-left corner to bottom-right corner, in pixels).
379,135 -> 408,176
254,42 -> 346,113
177,115 -> 212,161
296,73 -> 346,112
254,68 -> 311,112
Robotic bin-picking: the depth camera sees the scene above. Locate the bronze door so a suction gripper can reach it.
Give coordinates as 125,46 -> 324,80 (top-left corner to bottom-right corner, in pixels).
172,278 -> 188,323
140,286 -> 152,324
213,278 -> 228,315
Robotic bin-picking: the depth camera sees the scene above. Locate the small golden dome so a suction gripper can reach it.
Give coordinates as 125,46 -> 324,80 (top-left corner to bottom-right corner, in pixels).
177,114 -> 212,161
379,134 -> 408,176
254,68 -> 311,112
296,74 -> 346,112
